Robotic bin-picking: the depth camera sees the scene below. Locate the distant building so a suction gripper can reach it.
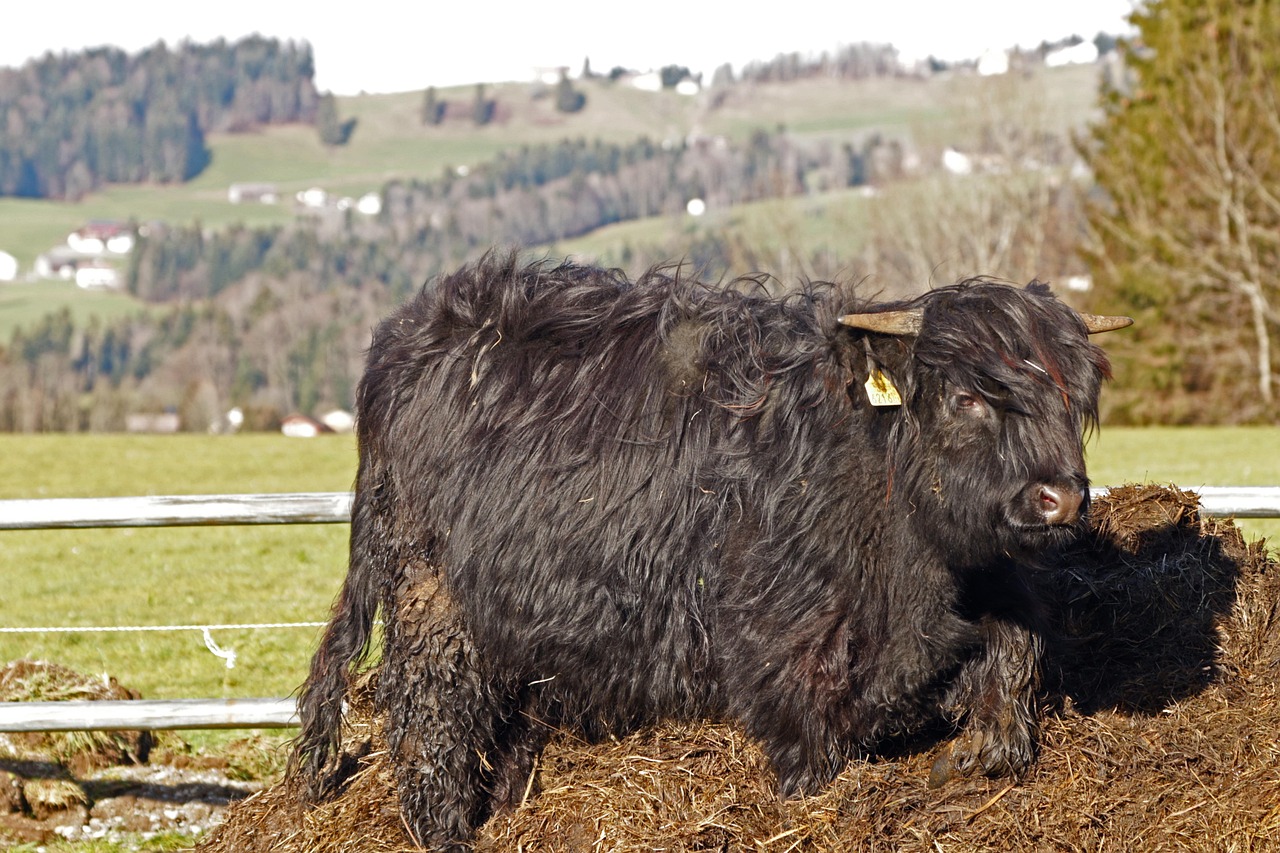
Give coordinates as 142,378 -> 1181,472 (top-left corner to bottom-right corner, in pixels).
629,71 -> 663,92
977,49 -> 1010,76
209,407 -> 245,435
35,221 -> 133,285
1046,42 -> 1099,68
67,221 -> 134,255
35,247 -> 84,280
74,261 -> 120,290
126,412 -> 181,434
626,70 -> 699,94
34,248 -> 120,288
296,187 -> 329,209
228,183 -> 279,204
320,409 -> 355,433
281,414 -> 334,438
942,148 -> 974,175
533,66 -> 572,85
0,250 -> 17,282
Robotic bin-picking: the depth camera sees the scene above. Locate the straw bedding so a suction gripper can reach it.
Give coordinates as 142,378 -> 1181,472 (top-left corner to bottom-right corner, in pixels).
198,484 -> 1280,852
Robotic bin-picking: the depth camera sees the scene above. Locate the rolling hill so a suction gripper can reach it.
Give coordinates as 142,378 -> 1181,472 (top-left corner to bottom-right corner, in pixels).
0,62 -> 1100,274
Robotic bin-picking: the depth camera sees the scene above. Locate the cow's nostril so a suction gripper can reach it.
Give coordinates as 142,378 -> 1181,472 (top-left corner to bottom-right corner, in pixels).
1038,485 -> 1083,525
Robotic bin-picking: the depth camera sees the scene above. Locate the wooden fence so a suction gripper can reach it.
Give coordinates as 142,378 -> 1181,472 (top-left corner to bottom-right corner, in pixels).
1,486 -> 1278,733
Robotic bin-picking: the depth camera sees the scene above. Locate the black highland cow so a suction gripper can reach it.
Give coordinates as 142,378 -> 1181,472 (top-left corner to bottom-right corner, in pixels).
292,254 -> 1131,850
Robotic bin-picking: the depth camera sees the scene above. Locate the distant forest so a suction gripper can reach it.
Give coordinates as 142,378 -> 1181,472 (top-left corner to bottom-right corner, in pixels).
0,36 -> 318,199
130,129 -> 910,302
0,128 -> 924,431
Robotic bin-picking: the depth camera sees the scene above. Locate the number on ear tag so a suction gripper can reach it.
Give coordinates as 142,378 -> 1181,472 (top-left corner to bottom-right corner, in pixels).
865,369 -> 902,407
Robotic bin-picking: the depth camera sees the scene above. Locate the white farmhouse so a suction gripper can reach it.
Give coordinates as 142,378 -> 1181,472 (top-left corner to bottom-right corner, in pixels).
977,49 -> 1010,76
297,187 -> 329,209
1046,42 -> 1099,68
67,221 -> 134,255
228,183 -> 279,204
281,414 -> 333,438
75,261 -> 120,289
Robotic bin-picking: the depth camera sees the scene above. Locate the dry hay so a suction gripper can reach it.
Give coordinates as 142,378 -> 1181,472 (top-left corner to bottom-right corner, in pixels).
199,485 -> 1280,852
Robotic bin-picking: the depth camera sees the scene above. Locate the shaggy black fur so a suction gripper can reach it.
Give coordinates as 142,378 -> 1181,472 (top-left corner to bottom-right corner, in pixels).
291,253 -> 1114,850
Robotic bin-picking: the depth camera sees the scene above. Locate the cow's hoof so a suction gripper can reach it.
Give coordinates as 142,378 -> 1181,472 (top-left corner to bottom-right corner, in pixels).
929,727 -> 1030,788
928,749 -> 957,788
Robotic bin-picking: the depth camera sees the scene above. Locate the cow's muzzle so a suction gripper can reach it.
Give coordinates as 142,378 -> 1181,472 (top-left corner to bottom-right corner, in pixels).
1024,482 -> 1086,527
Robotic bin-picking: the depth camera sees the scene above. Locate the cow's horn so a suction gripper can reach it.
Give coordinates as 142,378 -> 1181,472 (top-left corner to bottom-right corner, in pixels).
837,310 -> 923,335
1078,313 -> 1134,334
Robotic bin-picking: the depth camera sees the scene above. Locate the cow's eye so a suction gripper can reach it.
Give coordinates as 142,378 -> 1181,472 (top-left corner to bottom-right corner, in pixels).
952,392 -> 986,416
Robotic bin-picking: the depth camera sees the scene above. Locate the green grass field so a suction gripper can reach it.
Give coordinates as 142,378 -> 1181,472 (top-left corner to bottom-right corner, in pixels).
1,435 -> 357,704
553,188 -> 877,277
0,280 -> 151,342
0,427 -> 1275,709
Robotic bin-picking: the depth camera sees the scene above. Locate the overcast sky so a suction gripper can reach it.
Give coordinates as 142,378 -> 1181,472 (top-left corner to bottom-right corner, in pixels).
0,0 -> 1138,95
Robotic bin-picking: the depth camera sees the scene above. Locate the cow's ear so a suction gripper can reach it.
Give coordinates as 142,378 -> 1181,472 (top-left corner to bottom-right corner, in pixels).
837,309 -> 923,336
1077,312 -> 1134,334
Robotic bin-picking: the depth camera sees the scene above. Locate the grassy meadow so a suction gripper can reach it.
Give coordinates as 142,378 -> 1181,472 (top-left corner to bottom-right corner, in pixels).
0,280 -> 152,342
0,427 -> 1275,710
1,435 -> 357,706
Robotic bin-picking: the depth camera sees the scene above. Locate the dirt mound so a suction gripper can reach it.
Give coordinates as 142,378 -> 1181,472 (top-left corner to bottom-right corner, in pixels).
0,659 -> 152,774
0,660 -> 265,846
199,485 -> 1280,852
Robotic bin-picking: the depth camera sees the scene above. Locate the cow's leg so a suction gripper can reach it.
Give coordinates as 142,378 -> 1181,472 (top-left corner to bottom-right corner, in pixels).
727,615 -> 854,797
379,561 -> 503,851
752,715 -> 848,797
486,694 -> 552,814
931,618 -> 1041,786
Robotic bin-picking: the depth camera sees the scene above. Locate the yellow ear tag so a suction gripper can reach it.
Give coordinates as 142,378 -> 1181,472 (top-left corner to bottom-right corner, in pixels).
864,369 -> 902,407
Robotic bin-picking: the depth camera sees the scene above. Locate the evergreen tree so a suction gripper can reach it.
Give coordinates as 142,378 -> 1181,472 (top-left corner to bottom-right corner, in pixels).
659,65 -> 692,88
554,72 -> 586,113
0,37 -> 318,198
421,86 -> 446,125
316,92 -> 357,146
472,83 -> 496,125
1081,0 -> 1280,418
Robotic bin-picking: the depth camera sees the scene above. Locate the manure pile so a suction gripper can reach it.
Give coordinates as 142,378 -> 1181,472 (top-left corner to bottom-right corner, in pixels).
201,485 -> 1280,852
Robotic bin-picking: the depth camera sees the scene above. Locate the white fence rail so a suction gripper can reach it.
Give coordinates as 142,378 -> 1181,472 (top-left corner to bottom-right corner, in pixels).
0,697 -> 298,732
1,485 -> 1277,734
1,487 -> 1277,532
1159,485 -> 1280,518
0,491 -> 353,530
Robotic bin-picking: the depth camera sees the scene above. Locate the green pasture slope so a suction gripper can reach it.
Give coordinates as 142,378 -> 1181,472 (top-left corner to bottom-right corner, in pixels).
0,63 -> 1099,285
0,280 -> 150,342
0,427 -> 1275,708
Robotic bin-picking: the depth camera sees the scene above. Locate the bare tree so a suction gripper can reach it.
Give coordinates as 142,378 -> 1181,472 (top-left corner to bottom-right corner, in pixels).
859,69 -> 1086,294
1082,0 -> 1280,412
